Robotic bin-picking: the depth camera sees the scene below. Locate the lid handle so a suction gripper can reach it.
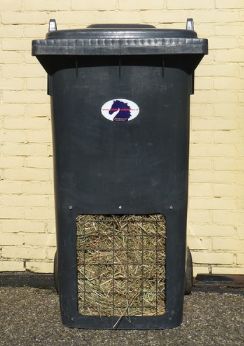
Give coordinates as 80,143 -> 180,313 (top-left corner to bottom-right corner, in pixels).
186,18 -> 194,31
49,19 -> 57,32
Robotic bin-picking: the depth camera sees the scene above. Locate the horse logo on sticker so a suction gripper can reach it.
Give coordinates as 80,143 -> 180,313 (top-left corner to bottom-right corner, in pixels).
101,99 -> 139,122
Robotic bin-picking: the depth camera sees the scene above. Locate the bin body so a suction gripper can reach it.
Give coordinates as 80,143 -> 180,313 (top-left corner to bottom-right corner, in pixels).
33,23 -> 207,329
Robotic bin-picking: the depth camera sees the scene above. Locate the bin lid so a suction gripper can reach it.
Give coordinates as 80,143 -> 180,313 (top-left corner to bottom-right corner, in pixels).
32,20 -> 208,56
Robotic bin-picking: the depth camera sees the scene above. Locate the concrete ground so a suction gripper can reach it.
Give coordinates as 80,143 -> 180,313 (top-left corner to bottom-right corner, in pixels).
0,286 -> 243,346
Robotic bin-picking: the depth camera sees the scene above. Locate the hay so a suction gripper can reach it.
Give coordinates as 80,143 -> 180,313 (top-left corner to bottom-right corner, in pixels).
76,215 -> 166,318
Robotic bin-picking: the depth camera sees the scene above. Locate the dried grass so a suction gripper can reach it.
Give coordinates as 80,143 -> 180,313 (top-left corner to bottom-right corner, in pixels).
76,215 -> 166,318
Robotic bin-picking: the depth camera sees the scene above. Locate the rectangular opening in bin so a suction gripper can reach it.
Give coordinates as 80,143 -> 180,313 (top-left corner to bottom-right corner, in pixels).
76,214 -> 166,317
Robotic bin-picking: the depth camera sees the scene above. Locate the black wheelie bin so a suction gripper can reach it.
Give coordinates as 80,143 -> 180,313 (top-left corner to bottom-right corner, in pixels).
32,18 -> 208,329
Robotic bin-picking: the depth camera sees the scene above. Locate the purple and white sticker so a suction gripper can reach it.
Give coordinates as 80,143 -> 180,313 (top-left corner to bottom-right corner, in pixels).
101,99 -> 139,122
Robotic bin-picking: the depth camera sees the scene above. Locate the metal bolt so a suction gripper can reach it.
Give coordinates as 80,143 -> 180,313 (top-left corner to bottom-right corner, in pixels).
49,19 -> 57,32
68,205 -> 73,210
186,18 -> 194,31
118,205 -> 122,209
169,205 -> 173,210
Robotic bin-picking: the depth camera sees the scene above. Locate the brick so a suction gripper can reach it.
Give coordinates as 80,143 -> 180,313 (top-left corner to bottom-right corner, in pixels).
214,130 -> 240,144
215,0 -> 244,8
191,118 -> 237,130
19,26 -> 47,40
191,103 -> 214,117
54,11 -> 142,25
0,78 -> 24,90
215,25 -> 244,36
25,104 -> 50,117
72,0 -> 118,10
23,0 -> 70,11
194,10 -> 240,23
140,10 -> 187,23
166,0 -> 214,9
1,64 -> 45,78
24,54 -> 37,64
2,38 -> 31,51
0,0 -> 23,10
46,220 -> 56,234
118,0 -> 164,10
3,90 -> 48,104
195,23 -> 215,37
21,181 -> 54,195
0,260 -> 25,271
193,90 -> 238,103
189,183 -> 213,197
210,36 -> 239,49
236,212 -> 244,225
0,104 -> 25,117
214,77 -> 243,90
0,195 -> 48,207
237,227 -> 244,240
0,157 -> 24,168
4,117 -> 49,130
193,266 -> 210,277
237,254 -> 244,265
188,237 -> 211,250
0,207 -> 26,219
212,266 -> 244,275
214,49 -> 244,63
25,261 -> 53,273
26,78 -> 46,90
190,224 -> 237,237
25,207 -> 54,220
4,168 -> 50,181
2,246 -> 46,260
0,220 -> 46,234
0,233 -> 24,246
189,158 -> 213,170
0,51 -> 24,64
0,129 -> 26,143
2,12 -> 48,25
238,91 -> 244,102
213,210 -> 237,226
240,65 -> 244,79
21,233 -> 51,246
46,247 -> 56,261
214,103 -> 239,117
195,77 -> 213,90
0,25 -> 23,38
25,157 -> 52,169
190,143 -> 236,157
2,143 -> 48,156
213,184 -> 236,198
196,64 -> 239,78
192,252 -> 234,265
212,238 -> 244,251
188,197 -> 236,210
187,209 -> 212,224
213,158 -> 242,171
0,181 -> 24,194
26,131 -> 51,143
190,131 -> 213,144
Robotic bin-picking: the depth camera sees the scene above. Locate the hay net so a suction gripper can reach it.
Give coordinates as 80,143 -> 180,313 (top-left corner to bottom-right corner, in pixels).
76,214 -> 166,317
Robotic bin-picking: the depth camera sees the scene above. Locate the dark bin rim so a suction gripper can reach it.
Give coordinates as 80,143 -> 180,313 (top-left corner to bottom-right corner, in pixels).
32,23 -> 208,56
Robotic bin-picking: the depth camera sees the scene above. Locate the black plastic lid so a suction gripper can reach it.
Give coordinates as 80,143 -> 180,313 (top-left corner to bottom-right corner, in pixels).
32,20 -> 208,56
46,25 -> 198,40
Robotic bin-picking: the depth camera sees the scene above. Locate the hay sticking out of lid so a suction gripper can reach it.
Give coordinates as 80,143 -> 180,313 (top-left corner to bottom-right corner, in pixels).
76,215 -> 166,317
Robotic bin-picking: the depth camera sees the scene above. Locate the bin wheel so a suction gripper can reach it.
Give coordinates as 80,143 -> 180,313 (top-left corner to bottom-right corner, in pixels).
54,251 -> 59,294
184,247 -> 193,295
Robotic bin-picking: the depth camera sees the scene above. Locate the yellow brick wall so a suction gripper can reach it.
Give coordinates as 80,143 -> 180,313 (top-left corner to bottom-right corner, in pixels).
0,0 -> 244,275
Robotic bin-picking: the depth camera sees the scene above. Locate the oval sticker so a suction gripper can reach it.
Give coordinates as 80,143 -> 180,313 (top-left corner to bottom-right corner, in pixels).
101,99 -> 139,122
